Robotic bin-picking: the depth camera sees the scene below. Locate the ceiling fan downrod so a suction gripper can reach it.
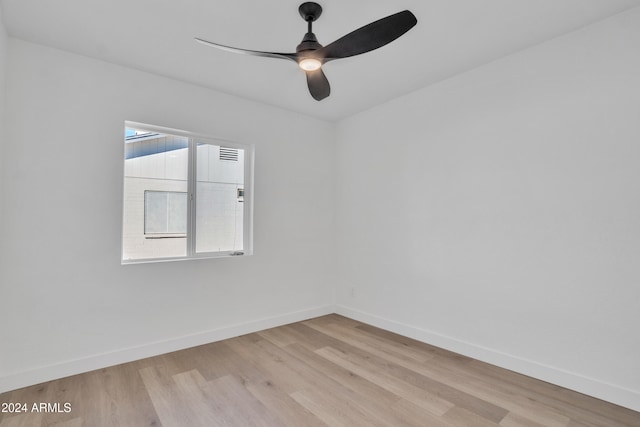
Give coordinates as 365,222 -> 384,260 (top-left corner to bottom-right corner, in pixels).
297,2 -> 323,53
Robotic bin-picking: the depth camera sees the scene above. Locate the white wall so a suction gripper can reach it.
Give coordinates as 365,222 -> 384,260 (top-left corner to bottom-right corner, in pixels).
0,39 -> 336,391
0,5 -> 7,257
335,8 -> 640,411
0,4 -> 9,377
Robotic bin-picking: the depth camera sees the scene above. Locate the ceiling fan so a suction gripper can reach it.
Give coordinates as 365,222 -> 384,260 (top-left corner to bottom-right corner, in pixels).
195,2 -> 417,101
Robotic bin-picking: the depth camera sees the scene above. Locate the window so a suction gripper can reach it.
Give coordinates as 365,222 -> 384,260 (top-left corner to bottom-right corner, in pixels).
144,191 -> 187,236
122,123 -> 253,263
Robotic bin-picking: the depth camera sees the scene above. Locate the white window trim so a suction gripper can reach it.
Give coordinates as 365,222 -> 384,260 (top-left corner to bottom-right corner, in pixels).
122,121 -> 254,264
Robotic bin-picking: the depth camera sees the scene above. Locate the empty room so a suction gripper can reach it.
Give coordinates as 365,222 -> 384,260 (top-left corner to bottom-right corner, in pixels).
0,1 -> 639,426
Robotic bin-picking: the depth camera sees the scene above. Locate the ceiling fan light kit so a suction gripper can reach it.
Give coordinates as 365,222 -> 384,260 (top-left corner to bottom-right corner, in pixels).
195,2 -> 417,101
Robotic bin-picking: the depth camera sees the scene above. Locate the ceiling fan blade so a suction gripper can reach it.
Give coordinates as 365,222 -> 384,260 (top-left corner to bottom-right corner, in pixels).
317,10 -> 417,61
306,68 -> 331,101
194,37 -> 297,62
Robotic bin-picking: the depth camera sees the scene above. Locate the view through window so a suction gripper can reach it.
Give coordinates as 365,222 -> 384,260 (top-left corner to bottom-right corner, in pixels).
122,124 -> 252,262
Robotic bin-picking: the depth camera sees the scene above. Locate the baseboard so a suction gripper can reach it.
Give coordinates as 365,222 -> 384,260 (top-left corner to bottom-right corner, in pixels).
0,304 -> 335,395
335,304 -> 640,413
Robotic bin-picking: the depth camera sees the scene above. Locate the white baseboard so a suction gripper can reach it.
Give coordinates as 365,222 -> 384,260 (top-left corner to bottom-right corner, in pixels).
335,304 -> 640,413
0,305 -> 334,394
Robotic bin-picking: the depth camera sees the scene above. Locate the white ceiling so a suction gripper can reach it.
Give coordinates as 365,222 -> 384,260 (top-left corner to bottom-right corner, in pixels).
2,0 -> 639,121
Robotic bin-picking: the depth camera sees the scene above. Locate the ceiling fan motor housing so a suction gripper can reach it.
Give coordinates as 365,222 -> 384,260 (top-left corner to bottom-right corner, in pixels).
297,32 -> 323,54
299,2 -> 323,22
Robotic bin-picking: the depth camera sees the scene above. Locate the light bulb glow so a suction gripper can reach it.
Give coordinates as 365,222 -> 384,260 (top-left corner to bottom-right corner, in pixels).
298,58 -> 322,71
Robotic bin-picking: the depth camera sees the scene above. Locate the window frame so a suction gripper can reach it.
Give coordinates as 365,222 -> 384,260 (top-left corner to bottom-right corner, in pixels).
122,121 -> 254,264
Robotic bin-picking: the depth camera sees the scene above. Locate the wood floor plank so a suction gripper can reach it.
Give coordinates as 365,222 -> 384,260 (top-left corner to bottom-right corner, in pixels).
200,373 -> 285,427
466,360 -> 640,427
303,319 -> 510,423
305,314 -> 362,328
289,389 -> 384,427
499,412 -> 547,427
411,355 -> 573,426
282,343 -> 427,427
304,320 -> 433,363
202,341 -> 326,426
315,345 -> 455,416
280,322 -> 348,351
332,340 -> 509,423
170,369 -> 230,427
225,335 -> 311,394
257,327 -> 299,348
315,322 -> 576,427
354,322 -> 474,362
442,406 -> 501,427
47,418 -> 84,427
289,390 -> 353,427
180,339 -> 273,389
139,365 -> 202,427
282,342 -> 400,408
192,338 -> 324,427
241,372 -> 326,427
389,398 -> 452,427
250,341 -> 430,427
87,362 -> 159,426
0,412 -> 43,427
244,337 -> 407,426
322,335 -> 570,427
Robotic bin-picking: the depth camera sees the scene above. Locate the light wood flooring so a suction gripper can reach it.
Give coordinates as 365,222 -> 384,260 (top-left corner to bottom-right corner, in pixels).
1,314 -> 639,426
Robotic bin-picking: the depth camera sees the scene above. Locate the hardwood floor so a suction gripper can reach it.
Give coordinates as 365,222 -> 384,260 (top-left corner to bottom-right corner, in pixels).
1,314 -> 639,426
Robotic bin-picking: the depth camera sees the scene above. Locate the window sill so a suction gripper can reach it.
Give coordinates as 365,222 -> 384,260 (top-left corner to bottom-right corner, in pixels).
144,234 -> 187,239
121,250 -> 251,265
